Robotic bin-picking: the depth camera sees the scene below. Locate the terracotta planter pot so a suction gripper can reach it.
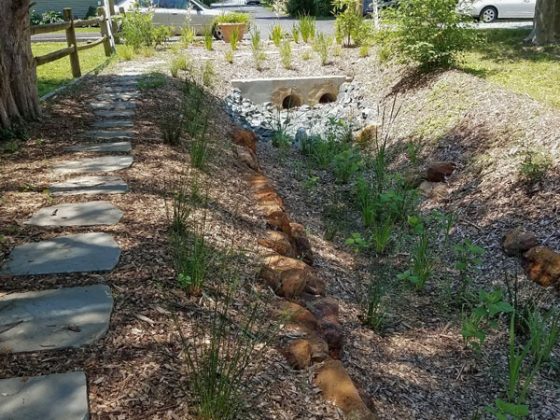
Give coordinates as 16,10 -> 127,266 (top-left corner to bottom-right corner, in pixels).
217,23 -> 246,43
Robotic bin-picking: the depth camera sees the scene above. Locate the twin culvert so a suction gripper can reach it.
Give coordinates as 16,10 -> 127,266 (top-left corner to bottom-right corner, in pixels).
231,75 -> 349,109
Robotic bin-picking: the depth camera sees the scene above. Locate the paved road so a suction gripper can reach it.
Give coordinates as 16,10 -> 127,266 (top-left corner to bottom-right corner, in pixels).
30,2 -> 533,43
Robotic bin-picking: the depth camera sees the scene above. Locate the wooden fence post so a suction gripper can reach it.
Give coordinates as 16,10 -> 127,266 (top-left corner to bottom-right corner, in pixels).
98,7 -> 113,57
63,8 -> 81,78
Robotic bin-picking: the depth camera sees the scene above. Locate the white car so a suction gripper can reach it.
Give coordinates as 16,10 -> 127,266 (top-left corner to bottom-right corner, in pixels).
149,0 -> 222,34
457,0 -> 536,23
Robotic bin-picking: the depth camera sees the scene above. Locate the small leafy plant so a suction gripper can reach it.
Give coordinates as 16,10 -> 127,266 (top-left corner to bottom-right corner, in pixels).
332,147 -> 362,184
398,215 -> 433,290
313,32 -> 332,65
345,232 -> 369,253
279,40 -> 293,69
250,29 -> 266,70
519,149 -> 552,185
298,15 -> 316,43
271,24 -> 283,47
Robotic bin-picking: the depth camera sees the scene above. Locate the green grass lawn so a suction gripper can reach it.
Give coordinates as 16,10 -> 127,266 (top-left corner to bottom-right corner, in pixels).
461,29 -> 560,109
32,42 -> 116,97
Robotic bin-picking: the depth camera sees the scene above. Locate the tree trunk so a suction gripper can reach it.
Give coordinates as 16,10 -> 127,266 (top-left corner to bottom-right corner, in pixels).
528,0 -> 560,45
0,0 -> 41,130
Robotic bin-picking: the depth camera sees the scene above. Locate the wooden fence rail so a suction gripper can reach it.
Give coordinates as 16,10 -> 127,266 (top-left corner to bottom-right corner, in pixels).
31,2 -> 124,79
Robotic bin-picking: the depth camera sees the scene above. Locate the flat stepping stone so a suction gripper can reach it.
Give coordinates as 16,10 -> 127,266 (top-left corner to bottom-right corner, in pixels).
26,201 -> 123,227
65,141 -> 132,153
91,119 -> 134,129
49,175 -> 128,196
1,232 -> 121,276
0,372 -> 88,419
96,93 -> 138,101
94,110 -> 135,118
53,155 -> 133,174
82,130 -> 134,140
90,101 -> 136,111
0,285 -> 113,353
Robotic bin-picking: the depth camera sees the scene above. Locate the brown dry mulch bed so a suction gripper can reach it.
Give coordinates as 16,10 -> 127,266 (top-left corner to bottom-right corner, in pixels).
0,60 -> 342,419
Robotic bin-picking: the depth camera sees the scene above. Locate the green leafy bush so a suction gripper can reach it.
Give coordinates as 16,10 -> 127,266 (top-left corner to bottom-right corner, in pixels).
279,40 -> 293,69
153,26 -> 172,46
30,10 -> 63,25
379,0 -> 477,69
298,15 -> 316,43
332,147 -> 362,184
121,10 -> 155,51
519,149 -> 552,185
271,24 -> 284,47
334,0 -> 367,47
313,32 -> 332,65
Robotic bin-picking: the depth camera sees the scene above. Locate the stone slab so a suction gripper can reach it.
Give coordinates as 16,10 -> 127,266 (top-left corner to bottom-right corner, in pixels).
1,232 -> 121,276
90,101 -> 137,111
0,285 -> 113,353
231,75 -> 349,107
26,201 -> 123,227
49,176 -> 128,196
0,372 -> 88,419
82,130 -> 134,140
65,141 -> 132,153
53,156 -> 133,174
96,93 -> 138,102
93,110 -> 135,119
91,120 -> 134,129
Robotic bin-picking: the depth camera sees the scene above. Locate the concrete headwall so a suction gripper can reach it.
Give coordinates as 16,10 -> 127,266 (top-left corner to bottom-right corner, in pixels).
231,76 -> 350,109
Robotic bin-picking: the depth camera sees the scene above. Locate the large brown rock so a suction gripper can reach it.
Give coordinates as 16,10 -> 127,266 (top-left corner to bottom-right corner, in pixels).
260,254 -> 312,298
258,230 -> 296,257
282,339 -> 312,369
320,319 -> 344,359
266,210 -> 292,232
288,222 -> 314,265
426,161 -> 456,182
315,359 -> 377,420
305,297 -> 339,320
418,180 -> 448,199
305,272 -> 326,296
255,190 -> 284,207
249,174 -> 270,190
235,145 -> 259,171
524,246 -> 560,287
274,301 -> 319,331
353,124 -> 379,148
232,128 -> 257,154
503,228 -> 539,256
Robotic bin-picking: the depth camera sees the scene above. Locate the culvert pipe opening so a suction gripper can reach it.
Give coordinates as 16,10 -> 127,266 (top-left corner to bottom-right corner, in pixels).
319,93 -> 337,104
282,94 -> 302,109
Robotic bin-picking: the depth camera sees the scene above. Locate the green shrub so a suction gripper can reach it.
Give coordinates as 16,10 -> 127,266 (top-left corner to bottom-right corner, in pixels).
181,26 -> 196,47
291,25 -> 300,43
288,0 -> 317,16
177,276 -> 278,419
250,29 -> 266,70
121,10 -> 155,51
214,12 -> 251,24
119,45 -> 135,61
30,10 -> 63,25
313,32 -> 332,65
519,149 -> 552,185
332,147 -> 362,183
380,0 -> 478,69
279,40 -> 293,69
271,24 -> 283,47
461,288 -> 513,352
229,27 -> 240,51
153,25 -> 172,46
298,15 -> 316,43
397,215 -> 434,290
272,130 -> 292,150
334,0 -> 366,47
170,56 -> 191,78
204,26 -> 213,51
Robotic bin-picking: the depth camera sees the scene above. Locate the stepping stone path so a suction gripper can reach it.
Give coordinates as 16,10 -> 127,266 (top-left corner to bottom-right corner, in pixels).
26,201 -> 123,226
0,372 -> 88,420
66,141 -> 132,153
0,66 -> 141,418
50,175 -> 128,196
0,285 -> 113,353
53,155 -> 133,174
